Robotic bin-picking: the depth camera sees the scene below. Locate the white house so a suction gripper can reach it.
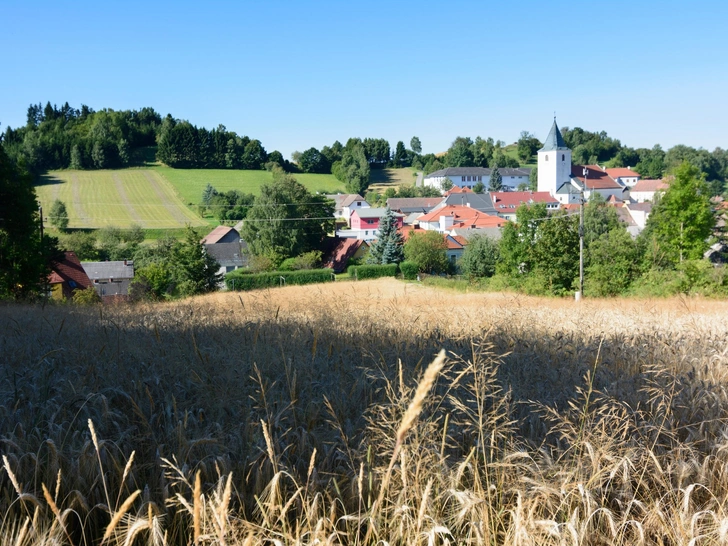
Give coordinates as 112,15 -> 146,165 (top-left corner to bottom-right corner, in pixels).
326,194 -> 370,224
629,179 -> 669,203
423,167 -> 532,192
606,167 -> 641,187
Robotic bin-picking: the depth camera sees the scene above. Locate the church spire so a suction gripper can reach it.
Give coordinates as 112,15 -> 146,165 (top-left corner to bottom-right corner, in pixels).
539,119 -> 568,152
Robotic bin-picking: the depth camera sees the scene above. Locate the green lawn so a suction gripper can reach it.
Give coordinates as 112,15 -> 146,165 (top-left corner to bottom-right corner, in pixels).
154,167 -> 345,205
36,170 -> 206,229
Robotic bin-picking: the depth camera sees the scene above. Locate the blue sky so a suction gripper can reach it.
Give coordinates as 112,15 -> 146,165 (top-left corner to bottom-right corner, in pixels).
1,0 -> 726,159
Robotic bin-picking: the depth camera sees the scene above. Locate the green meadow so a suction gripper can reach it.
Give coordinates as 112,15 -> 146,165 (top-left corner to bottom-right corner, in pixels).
154,166 -> 345,205
35,169 -> 206,229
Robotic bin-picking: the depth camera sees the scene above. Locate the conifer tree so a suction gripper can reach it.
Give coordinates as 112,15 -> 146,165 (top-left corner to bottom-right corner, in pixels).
488,166 -> 503,191
367,207 -> 404,264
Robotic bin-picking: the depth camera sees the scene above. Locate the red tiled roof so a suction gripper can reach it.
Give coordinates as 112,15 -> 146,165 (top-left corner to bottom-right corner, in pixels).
201,226 -> 234,244
631,179 -> 668,192
490,191 -> 558,210
445,235 -> 465,250
418,205 -> 507,229
572,165 -> 622,190
444,186 -> 473,196
49,251 -> 92,290
321,237 -> 366,273
605,167 -> 640,179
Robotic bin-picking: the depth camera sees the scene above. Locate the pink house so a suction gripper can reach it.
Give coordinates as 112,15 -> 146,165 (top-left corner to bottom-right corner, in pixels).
351,208 -> 404,231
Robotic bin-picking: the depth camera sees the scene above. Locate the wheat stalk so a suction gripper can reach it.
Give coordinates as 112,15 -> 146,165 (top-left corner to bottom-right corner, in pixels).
101,489 -> 140,544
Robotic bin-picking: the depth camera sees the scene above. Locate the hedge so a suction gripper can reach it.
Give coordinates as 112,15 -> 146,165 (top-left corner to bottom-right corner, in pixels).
399,261 -> 419,280
349,263 -> 399,280
225,268 -> 334,291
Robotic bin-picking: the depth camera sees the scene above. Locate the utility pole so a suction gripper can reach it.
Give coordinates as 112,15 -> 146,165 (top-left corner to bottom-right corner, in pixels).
578,168 -> 587,300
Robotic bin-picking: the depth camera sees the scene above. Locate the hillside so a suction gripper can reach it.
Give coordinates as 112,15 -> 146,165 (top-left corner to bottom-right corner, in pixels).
2,279 -> 728,544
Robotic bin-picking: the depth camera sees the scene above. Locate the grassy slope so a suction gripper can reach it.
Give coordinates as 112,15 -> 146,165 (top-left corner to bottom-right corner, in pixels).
36,169 -> 205,229
155,167 -> 345,204
368,167 -> 418,193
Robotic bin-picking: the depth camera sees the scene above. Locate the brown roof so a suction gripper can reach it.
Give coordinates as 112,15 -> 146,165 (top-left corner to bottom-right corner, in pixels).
322,237 -> 367,273
572,165 -> 622,190
201,226 -> 235,244
49,251 -> 92,290
631,179 -> 668,192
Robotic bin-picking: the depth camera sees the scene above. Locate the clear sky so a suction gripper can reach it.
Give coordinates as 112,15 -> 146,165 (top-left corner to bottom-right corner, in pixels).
1,0 -> 726,159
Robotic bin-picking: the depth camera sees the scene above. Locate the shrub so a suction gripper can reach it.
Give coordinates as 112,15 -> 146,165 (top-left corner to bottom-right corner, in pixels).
225,268 -> 334,291
399,260 -> 419,280
348,263 -> 398,280
72,287 -> 101,305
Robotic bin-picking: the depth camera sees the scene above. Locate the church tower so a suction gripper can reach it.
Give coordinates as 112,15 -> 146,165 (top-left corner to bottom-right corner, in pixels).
537,119 -> 571,197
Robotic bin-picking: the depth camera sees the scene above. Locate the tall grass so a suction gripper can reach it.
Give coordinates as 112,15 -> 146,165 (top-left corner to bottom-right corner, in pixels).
2,280 -> 728,544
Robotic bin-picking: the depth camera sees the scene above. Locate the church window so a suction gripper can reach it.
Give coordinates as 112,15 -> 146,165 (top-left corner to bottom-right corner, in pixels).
545,155 -> 549,161
562,154 -> 565,161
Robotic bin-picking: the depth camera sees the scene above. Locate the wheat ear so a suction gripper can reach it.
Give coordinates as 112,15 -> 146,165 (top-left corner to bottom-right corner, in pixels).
101,489 -> 140,544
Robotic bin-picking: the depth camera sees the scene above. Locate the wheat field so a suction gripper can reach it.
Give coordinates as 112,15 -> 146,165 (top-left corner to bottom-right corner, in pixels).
2,279 -> 728,545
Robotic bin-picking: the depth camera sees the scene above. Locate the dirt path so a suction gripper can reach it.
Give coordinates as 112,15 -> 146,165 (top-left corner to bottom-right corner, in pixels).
142,170 -> 194,225
112,173 -> 144,224
70,173 -> 89,226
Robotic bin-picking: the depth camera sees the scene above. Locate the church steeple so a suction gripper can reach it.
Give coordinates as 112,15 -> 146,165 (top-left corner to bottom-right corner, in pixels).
537,118 -> 572,201
539,119 -> 568,152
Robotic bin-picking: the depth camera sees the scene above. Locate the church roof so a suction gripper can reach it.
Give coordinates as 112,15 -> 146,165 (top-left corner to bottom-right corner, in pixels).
539,120 -> 569,152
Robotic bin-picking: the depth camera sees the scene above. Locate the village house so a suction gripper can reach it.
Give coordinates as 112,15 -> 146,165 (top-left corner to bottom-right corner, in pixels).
439,188 -> 499,215
629,179 -> 669,202
326,194 -> 370,224
605,167 -> 641,187
417,205 -> 506,233
201,226 -> 248,275
48,251 -> 93,300
338,208 -> 404,240
423,167 -> 532,192
490,191 -> 560,221
82,260 -> 135,299
321,237 -> 369,273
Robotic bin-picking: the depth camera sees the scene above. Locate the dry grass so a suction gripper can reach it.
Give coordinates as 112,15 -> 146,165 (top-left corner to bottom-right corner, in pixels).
2,279 -> 728,545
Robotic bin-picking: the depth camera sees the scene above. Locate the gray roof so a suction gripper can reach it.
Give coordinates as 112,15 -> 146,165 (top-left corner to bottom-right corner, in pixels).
326,194 -> 366,210
539,120 -> 569,152
354,207 -> 402,218
387,197 -> 444,213
204,242 -> 248,267
82,261 -> 135,280
441,193 -> 497,215
450,227 -> 503,241
424,167 -> 531,179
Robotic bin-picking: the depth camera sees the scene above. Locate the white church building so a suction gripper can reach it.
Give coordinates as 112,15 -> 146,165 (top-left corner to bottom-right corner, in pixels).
538,120 -> 627,204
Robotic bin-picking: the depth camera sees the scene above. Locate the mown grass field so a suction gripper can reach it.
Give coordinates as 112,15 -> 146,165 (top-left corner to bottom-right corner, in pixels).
368,167 -> 419,193
3,279 -> 728,545
154,166 -> 345,205
36,169 -> 206,229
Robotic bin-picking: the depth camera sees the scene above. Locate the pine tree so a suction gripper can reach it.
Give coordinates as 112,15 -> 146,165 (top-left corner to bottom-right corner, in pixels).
488,167 -> 503,191
202,183 -> 218,206
367,207 -> 404,264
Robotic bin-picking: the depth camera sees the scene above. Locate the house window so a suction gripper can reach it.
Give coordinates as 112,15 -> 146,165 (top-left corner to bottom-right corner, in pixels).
357,202 -> 361,206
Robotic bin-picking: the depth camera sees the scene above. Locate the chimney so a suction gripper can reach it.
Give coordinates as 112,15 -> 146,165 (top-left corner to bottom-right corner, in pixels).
123,260 -> 127,266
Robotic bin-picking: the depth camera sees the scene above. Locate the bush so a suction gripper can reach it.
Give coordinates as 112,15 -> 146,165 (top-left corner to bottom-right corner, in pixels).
348,264 -> 398,280
72,287 -> 101,305
399,261 -> 419,280
225,268 -> 334,291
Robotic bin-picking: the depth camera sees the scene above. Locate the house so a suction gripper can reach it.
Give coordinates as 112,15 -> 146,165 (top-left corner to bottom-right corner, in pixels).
624,202 -> 653,229
326,194 -> 370,224
48,251 -> 93,300
629,179 -> 668,203
605,167 -> 641,187
439,191 -> 498,215
554,165 -> 627,204
614,204 -> 642,238
201,226 -> 248,275
82,260 -> 135,299
490,191 -> 560,221
424,167 -> 532,192
386,197 -> 443,215
417,205 -> 506,233
321,237 -> 369,273
339,208 -> 404,240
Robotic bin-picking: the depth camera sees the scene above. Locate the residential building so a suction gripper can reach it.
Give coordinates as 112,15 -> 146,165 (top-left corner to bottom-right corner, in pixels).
629,179 -> 669,203
82,260 -> 135,298
338,208 -> 404,240
326,194 -> 370,224
439,191 -> 498,215
605,167 -> 641,187
48,251 -> 93,300
490,191 -> 560,220
417,205 -> 506,233
321,237 -> 369,273
386,197 -> 443,215
201,226 -> 248,275
423,167 -> 532,192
